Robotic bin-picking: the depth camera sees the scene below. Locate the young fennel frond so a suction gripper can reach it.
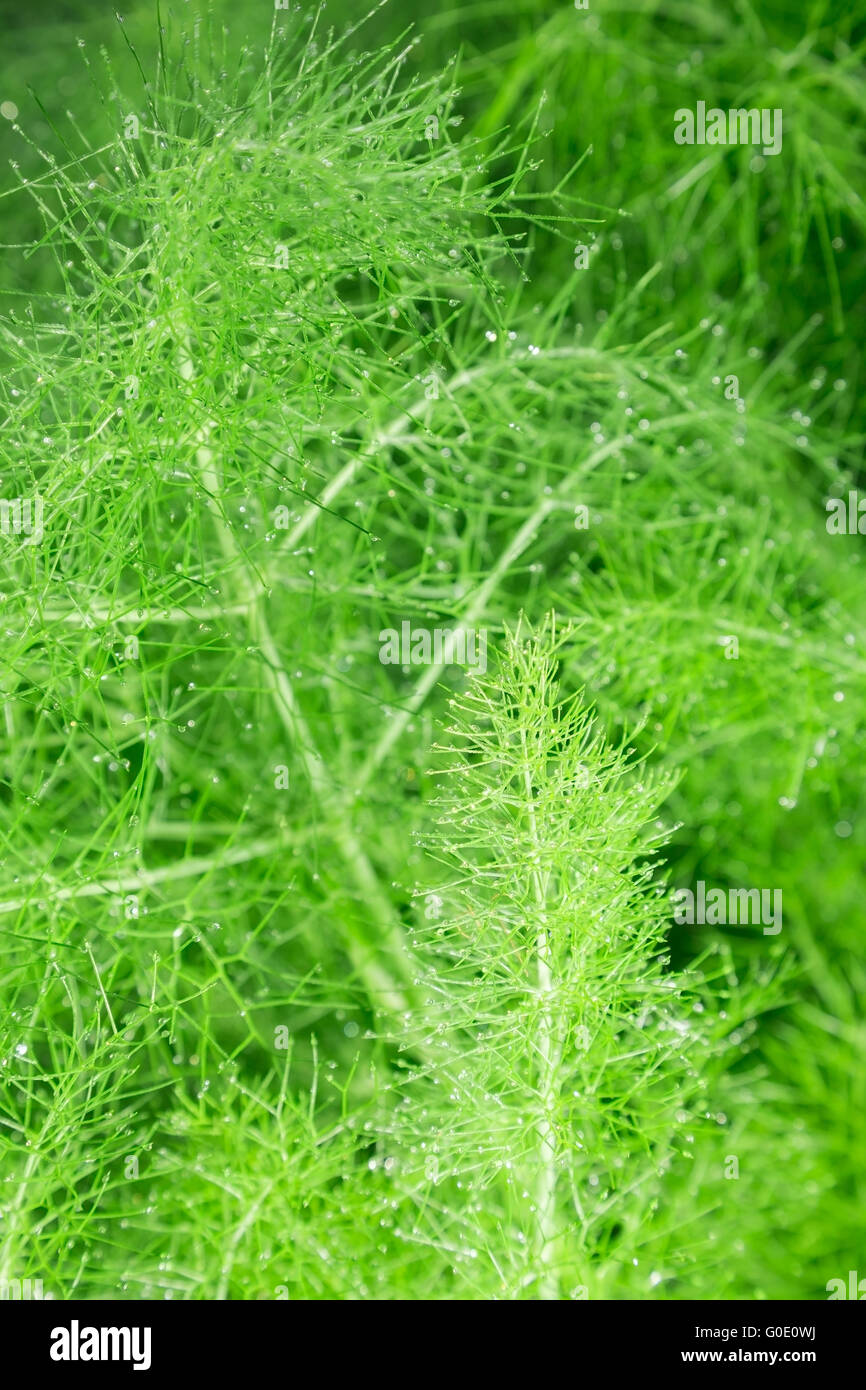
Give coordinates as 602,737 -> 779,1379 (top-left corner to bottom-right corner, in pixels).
382,616 -> 751,1298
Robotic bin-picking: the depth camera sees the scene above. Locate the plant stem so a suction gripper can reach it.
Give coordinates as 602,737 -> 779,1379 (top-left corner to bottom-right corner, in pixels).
178,336 -> 417,1020
520,715 -> 558,1300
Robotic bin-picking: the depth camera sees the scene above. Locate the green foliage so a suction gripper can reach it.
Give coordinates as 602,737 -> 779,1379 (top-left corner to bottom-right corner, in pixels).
0,0 -> 863,1300
377,617 -> 776,1299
